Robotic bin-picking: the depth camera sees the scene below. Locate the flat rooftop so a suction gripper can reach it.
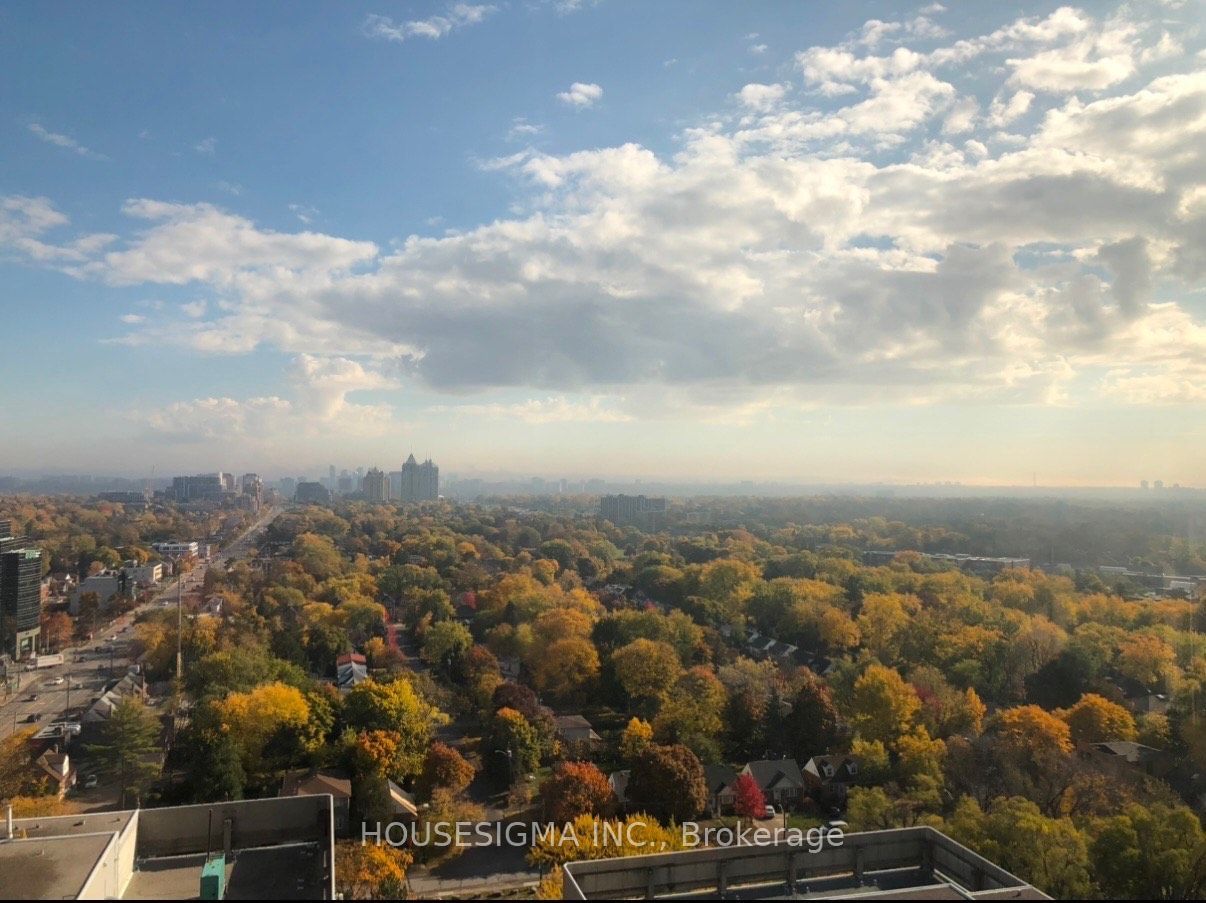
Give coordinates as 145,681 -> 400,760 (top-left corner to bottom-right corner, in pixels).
125,843 -> 328,900
11,809 -> 136,840
3,794 -> 334,899
0,833 -> 114,900
563,827 -> 1050,901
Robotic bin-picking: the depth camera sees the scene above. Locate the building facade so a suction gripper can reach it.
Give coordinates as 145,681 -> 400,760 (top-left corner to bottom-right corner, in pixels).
599,494 -> 667,529
399,454 -> 439,501
363,467 -> 390,502
0,519 -> 43,658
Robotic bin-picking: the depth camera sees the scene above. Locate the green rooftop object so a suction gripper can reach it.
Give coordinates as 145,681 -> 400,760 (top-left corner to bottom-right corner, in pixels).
200,854 -> 226,900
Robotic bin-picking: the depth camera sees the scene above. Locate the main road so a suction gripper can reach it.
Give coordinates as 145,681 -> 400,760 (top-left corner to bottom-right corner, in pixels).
0,505 -> 281,740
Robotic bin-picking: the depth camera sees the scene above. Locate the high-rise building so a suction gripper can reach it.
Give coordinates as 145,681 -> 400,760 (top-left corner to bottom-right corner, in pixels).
0,519 -> 43,658
295,481 -> 331,504
600,494 -> 667,529
170,474 -> 224,502
240,473 -> 263,512
399,454 -> 439,501
363,467 -> 390,502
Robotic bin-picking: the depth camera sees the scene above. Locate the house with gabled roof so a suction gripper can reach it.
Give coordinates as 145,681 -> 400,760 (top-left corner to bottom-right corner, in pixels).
802,754 -> 861,806
740,758 -> 805,810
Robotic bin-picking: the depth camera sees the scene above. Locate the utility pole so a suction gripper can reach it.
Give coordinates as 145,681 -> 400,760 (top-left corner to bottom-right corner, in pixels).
176,568 -> 183,681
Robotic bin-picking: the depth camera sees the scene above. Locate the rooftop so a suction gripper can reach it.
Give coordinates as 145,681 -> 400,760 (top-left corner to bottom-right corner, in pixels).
1,794 -> 334,899
562,826 -> 1049,901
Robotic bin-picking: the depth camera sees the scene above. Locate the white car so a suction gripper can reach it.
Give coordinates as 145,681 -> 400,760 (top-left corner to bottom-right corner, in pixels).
761,804 -> 776,820
50,676 -> 66,685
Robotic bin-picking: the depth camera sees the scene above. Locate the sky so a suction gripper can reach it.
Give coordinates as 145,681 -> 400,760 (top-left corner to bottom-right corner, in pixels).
1,0 -> 1204,485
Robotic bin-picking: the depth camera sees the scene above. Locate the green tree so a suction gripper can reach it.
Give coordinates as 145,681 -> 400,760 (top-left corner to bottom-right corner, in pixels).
86,697 -> 161,807
626,743 -> 708,824
342,679 -> 448,778
1088,802 -> 1206,899
850,664 -> 920,745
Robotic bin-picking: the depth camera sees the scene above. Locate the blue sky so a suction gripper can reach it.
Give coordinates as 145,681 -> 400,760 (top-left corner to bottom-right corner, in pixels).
1,0 -> 1204,484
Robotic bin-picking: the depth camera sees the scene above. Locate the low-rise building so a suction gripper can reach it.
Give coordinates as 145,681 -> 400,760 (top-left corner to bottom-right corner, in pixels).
335,652 -> 368,692
0,794 -> 335,899
703,764 -> 738,817
34,748 -> 76,798
281,768 -> 417,837
69,572 -> 133,615
802,754 -> 861,807
740,759 -> 806,811
554,714 -> 603,757
561,825 -> 1049,900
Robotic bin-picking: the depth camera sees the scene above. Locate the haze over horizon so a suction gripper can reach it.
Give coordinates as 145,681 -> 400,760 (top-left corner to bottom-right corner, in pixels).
2,0 -> 1205,485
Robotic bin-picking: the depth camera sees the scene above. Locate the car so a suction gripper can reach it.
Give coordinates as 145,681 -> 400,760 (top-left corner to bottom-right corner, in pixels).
108,634 -> 118,641
50,676 -> 65,685
24,713 -> 40,723
826,819 -> 849,830
83,774 -> 98,789
760,804 -> 776,820
25,693 -> 38,702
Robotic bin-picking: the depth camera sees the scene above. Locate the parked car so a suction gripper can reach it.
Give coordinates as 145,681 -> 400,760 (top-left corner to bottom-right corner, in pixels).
83,774 -> 98,789
24,713 -> 39,723
50,676 -> 65,685
25,693 -> 38,701
760,804 -> 776,820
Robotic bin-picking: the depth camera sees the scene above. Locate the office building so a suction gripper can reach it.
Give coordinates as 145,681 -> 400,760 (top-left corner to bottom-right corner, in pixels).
240,473 -> 262,501
0,794 -> 335,899
0,519 -> 43,658
600,494 -> 667,529
561,826 -> 1047,900
363,467 -> 390,502
169,474 -> 224,503
399,454 -> 439,501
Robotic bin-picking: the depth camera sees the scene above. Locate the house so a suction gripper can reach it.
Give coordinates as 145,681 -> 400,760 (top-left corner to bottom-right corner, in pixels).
703,764 -> 738,817
609,770 -> 630,809
802,754 -> 861,806
1110,675 -> 1171,715
554,714 -> 602,756
82,671 -> 148,726
1079,741 -> 1173,780
280,767 -> 418,836
740,758 -> 805,810
336,652 -> 368,691
35,748 -> 75,798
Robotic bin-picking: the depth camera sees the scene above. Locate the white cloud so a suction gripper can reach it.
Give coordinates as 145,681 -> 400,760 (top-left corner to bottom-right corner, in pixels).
194,137 -> 217,156
364,4 -> 496,42
434,395 -> 632,423
556,82 -> 603,108
288,203 -> 319,225
738,83 -> 788,112
10,3 -> 1206,422
507,117 -> 543,141
28,123 -> 106,160
143,354 -> 397,443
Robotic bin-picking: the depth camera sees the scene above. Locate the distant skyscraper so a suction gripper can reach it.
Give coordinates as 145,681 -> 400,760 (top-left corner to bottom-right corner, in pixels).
399,454 -> 439,501
364,467 -> 389,502
296,481 -> 331,504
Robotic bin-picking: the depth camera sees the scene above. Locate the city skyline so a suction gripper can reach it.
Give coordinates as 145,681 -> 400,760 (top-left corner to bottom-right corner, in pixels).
2,1 -> 1205,484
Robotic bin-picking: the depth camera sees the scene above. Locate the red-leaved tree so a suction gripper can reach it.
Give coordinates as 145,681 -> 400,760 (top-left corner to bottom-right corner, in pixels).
732,773 -> 766,820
